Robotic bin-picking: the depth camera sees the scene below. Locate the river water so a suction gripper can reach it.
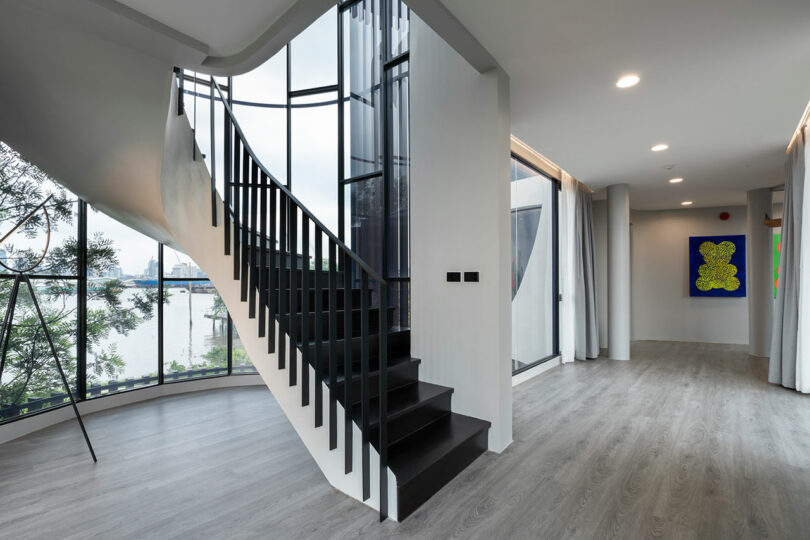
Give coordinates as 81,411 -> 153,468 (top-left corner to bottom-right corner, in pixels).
85,288 -> 241,380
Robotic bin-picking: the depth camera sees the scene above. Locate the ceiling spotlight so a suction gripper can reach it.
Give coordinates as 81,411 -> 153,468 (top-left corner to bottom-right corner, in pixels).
669,177 -> 684,184
651,144 -> 669,152
681,201 -> 693,206
616,74 -> 640,89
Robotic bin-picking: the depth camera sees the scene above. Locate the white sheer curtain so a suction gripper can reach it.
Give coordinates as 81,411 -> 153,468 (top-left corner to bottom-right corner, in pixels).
560,172 -> 577,363
770,125 -> 810,393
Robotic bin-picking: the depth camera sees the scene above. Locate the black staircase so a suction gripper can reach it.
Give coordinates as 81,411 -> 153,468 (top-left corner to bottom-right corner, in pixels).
200,76 -> 489,522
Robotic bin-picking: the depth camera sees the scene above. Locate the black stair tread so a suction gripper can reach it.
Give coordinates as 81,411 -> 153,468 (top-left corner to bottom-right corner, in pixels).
298,327 -> 411,348
388,413 -> 491,486
332,355 -> 420,385
351,381 -> 452,426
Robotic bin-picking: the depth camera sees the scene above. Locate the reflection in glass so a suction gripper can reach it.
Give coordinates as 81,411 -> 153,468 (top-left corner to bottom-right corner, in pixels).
388,61 -> 410,282
389,0 -> 410,57
344,0 -> 382,179
511,157 -> 555,372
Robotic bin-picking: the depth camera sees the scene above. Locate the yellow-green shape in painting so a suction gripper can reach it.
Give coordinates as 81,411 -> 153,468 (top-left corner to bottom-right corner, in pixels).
696,240 -> 741,292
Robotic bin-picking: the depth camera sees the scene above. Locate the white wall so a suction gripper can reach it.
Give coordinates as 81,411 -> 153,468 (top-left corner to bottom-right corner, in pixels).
595,203 -> 751,345
410,15 -> 512,452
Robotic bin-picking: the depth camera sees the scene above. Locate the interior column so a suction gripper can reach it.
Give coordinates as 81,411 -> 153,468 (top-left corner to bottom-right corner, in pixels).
746,188 -> 773,357
607,183 -> 631,360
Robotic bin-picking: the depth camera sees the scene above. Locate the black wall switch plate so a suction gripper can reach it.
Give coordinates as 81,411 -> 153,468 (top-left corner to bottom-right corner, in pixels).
447,271 -> 461,282
464,271 -> 479,282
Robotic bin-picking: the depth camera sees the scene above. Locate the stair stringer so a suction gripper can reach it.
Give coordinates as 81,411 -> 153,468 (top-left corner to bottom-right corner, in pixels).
159,80 -> 398,520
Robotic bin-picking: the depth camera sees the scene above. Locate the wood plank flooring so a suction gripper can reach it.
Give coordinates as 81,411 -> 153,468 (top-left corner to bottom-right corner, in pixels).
1,340 -> 809,539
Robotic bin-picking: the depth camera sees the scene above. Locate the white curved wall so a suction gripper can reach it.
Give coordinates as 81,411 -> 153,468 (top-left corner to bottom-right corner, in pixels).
0,1 -> 175,243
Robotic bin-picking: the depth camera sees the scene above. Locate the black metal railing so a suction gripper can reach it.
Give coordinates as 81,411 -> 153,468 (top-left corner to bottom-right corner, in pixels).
181,73 -> 390,519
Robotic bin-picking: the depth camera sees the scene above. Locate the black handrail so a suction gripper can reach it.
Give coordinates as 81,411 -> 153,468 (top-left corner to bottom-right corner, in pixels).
185,73 -> 390,520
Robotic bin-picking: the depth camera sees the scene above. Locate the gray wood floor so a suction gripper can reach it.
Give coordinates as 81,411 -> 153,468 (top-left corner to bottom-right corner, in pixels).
1,341 -> 809,539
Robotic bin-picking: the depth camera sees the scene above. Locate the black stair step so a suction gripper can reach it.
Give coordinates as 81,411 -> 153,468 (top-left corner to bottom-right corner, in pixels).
388,413 -> 490,521
271,268 -> 347,288
351,381 -> 453,449
304,328 -> 410,369
287,307 -> 395,341
269,288 -> 368,313
332,355 -> 421,404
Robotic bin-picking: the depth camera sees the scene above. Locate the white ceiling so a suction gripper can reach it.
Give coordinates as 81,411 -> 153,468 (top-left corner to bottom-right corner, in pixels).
118,0 -> 296,57
441,0 -> 810,209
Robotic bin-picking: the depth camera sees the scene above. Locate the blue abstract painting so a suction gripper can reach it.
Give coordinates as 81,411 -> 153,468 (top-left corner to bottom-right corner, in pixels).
689,235 -> 746,297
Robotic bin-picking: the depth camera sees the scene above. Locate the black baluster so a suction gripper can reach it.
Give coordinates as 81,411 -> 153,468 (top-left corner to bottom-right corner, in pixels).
268,184 -> 277,353
240,147 -> 250,302
278,193 -> 287,370
289,205 -> 298,387
210,79 -> 217,227
361,271 -> 370,500
258,171 -> 268,338
314,229 -> 323,427
249,160 -> 259,318
301,215 -> 310,406
328,240 -> 338,450
224,97 -> 231,256
378,281 -> 388,520
232,136 -> 241,279
344,250 -> 353,474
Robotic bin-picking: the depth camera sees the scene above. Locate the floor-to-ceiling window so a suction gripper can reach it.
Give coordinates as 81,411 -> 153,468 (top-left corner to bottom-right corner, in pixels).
0,140 -> 257,423
511,155 -> 559,373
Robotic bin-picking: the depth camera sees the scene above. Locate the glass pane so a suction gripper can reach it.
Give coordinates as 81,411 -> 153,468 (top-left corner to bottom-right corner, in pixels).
389,0 -> 410,57
345,176 -> 383,276
291,96 -> 338,232
0,278 -> 78,421
163,283 -> 228,381
511,157 -> 555,372
344,0 -> 382,179
86,209 -> 160,396
163,245 -> 206,278
231,321 -> 256,374
511,157 -> 538,182
233,104 -> 287,184
291,6 -> 337,90
388,61 -> 409,279
0,142 -> 78,277
233,50 -> 287,104
189,89 -> 227,198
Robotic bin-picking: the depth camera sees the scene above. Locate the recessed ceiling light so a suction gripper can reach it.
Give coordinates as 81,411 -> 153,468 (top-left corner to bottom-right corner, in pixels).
616,74 -> 640,89
681,201 -> 693,206
669,177 -> 684,184
651,144 -> 669,152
